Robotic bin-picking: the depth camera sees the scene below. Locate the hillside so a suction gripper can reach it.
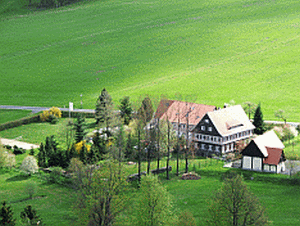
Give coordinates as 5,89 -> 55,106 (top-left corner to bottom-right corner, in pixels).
1,0 -> 300,121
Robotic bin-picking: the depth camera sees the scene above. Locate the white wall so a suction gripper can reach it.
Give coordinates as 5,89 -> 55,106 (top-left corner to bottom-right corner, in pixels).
253,157 -> 262,171
242,156 -> 252,170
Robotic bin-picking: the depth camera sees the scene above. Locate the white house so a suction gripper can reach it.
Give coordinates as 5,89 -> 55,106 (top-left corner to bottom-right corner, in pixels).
241,130 -> 286,173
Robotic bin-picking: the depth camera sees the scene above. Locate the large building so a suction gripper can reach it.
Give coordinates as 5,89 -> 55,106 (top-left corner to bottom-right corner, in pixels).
152,99 -> 216,139
192,105 -> 255,156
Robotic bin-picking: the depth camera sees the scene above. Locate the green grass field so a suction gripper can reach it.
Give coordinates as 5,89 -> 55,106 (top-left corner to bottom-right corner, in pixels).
0,109 -> 33,124
1,0 -> 300,121
1,156 -> 300,225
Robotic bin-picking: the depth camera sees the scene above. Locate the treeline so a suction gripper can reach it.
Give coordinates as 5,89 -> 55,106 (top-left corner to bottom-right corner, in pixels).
28,0 -> 83,8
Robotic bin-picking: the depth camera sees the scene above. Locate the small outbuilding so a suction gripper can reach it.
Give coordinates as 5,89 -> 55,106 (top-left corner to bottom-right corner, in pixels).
241,130 -> 286,173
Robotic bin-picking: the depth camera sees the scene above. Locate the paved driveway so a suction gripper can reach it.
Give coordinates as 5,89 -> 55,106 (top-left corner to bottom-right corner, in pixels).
1,138 -> 39,150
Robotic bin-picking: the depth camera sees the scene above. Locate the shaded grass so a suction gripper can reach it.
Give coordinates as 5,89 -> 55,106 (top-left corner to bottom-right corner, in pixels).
0,109 -> 33,124
1,0 -> 300,121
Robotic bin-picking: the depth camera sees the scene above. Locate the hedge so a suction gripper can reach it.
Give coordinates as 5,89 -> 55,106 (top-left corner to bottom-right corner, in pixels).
0,115 -> 41,131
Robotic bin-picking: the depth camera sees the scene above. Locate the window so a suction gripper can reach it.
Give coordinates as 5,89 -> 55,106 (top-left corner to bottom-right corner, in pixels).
201,126 -> 205,131
205,119 -> 209,123
208,127 -> 212,132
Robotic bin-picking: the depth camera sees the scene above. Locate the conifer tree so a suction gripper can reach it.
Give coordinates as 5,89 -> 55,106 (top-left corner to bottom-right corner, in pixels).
253,103 -> 266,135
0,201 -> 16,226
37,143 -> 46,168
74,114 -> 87,143
119,96 -> 133,125
138,96 -> 154,123
95,88 -> 115,135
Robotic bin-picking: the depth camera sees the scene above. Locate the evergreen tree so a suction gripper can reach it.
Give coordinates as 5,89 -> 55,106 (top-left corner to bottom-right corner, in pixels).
37,143 -> 46,168
95,88 -> 115,133
119,96 -> 132,125
79,143 -> 87,164
92,132 -> 107,160
125,133 -> 135,160
0,201 -> 16,226
20,205 -> 44,225
74,114 -> 87,143
253,103 -> 266,135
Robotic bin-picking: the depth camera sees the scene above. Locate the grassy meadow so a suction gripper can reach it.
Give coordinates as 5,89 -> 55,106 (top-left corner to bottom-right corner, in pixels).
0,109 -> 33,124
1,0 -> 300,121
1,154 -> 300,225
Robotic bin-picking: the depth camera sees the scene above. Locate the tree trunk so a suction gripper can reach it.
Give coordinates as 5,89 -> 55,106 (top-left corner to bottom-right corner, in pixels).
138,128 -> 141,183
157,119 -> 160,171
166,120 -> 170,180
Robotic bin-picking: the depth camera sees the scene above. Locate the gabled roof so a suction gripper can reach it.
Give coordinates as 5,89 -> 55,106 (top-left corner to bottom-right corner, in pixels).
263,147 -> 283,165
253,130 -> 285,157
154,100 -> 216,126
205,105 -> 255,136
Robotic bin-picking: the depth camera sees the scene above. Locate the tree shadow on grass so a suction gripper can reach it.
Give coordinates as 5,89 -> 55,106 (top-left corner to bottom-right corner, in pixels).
6,174 -> 30,182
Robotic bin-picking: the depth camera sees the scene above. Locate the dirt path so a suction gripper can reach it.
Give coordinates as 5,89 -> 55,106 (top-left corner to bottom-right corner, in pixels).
1,138 -> 39,150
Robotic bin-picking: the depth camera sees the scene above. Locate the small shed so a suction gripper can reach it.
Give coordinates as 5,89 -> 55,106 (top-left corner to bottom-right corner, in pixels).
241,130 -> 286,173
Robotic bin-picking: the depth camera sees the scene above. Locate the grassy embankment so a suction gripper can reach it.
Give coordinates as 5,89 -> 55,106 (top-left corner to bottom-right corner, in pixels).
1,0 -> 300,121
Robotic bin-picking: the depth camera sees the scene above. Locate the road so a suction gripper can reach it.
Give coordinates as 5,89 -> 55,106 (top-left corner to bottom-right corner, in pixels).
0,105 -> 299,126
0,105 -> 95,114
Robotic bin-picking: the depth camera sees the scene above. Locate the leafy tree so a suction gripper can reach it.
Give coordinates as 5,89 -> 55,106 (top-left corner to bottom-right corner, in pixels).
74,114 -> 87,143
119,96 -> 132,125
243,102 -> 257,119
135,175 -> 174,226
0,201 -> 15,226
275,109 -> 288,124
138,96 -> 154,124
20,205 -> 44,225
20,156 -> 38,175
95,88 -> 115,134
124,133 -> 135,160
74,160 -> 129,226
208,174 -> 268,226
253,103 -> 266,135
0,143 -> 8,168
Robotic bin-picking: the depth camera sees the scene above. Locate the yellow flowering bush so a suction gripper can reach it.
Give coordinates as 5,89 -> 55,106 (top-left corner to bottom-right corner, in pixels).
74,141 -> 91,154
40,107 -> 62,123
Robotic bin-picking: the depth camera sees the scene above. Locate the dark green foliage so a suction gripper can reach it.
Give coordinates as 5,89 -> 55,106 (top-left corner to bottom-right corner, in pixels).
95,88 -> 114,130
253,103 -> 266,135
74,114 -> 87,143
37,143 -> 46,168
20,205 -> 44,225
38,136 -> 69,168
125,133 -> 136,160
92,132 -> 107,160
0,201 -> 16,226
79,143 -> 87,164
138,97 -> 154,124
119,96 -> 132,125
29,148 -> 35,156
12,145 -> 25,155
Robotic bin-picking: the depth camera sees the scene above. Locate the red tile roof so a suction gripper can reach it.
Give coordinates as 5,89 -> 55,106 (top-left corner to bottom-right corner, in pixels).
263,147 -> 283,165
154,100 -> 216,126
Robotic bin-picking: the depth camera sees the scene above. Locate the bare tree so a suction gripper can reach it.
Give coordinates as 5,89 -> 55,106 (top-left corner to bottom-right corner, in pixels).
275,109 -> 288,124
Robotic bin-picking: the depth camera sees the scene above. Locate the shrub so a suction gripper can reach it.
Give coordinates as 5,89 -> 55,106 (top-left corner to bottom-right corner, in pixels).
13,145 -> 25,155
0,201 -> 16,226
40,107 -> 61,123
0,148 -> 8,168
48,167 -> 63,184
20,156 -> 39,175
20,205 -> 44,226
6,154 -> 16,169
68,158 -> 83,173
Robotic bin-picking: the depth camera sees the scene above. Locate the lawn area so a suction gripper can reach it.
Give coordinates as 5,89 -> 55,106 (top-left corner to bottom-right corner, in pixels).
283,136 -> 300,160
0,117 -> 96,146
1,152 -> 300,225
0,168 -> 77,225
1,0 -> 300,121
0,109 -> 33,124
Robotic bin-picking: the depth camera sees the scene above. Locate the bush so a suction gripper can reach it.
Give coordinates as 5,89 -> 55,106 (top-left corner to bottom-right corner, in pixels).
49,167 -> 63,184
13,145 -> 25,155
20,156 -> 39,175
0,147 -> 8,168
0,115 -> 40,132
40,107 -> 61,123
6,154 -> 16,169
20,205 -> 44,226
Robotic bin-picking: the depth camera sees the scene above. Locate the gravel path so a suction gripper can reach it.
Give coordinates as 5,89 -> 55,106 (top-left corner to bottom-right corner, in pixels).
1,138 -> 39,150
